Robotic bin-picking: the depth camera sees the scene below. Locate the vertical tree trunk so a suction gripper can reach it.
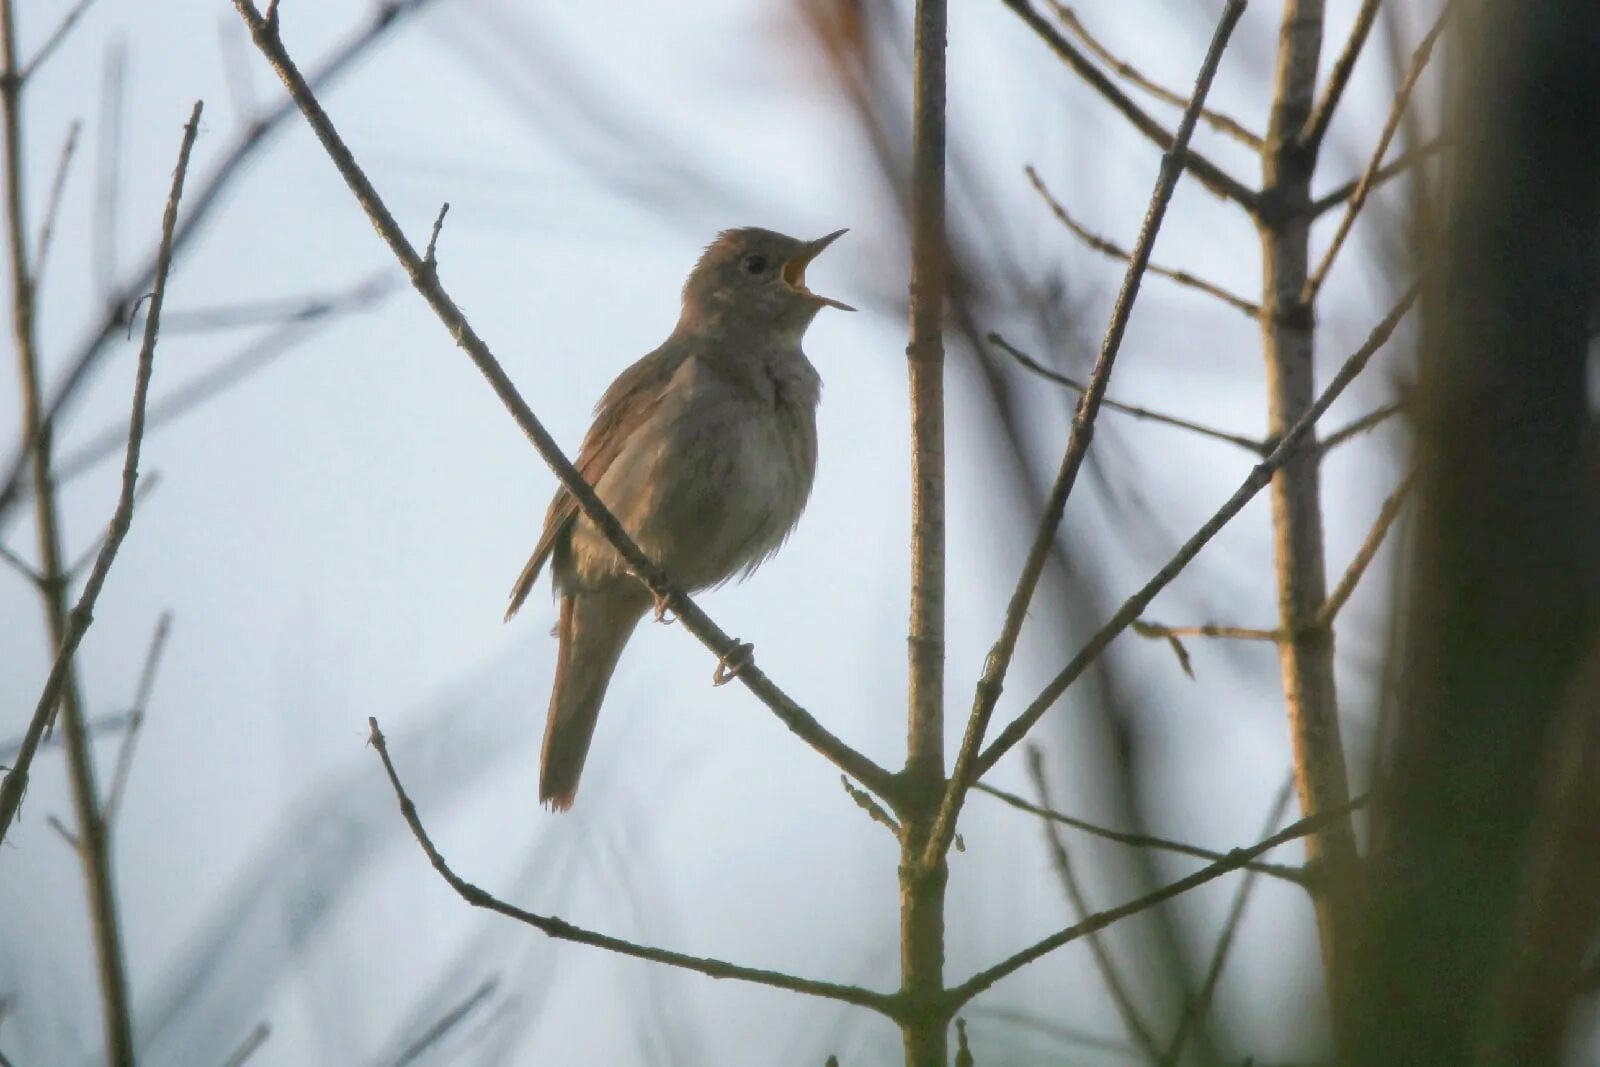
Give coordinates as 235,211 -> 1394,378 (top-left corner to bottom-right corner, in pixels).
902,0 -> 949,1063
1256,0 -> 1362,1029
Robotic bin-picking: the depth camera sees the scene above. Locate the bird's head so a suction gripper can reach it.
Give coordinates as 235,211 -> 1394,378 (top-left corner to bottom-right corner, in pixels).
678,227 -> 854,339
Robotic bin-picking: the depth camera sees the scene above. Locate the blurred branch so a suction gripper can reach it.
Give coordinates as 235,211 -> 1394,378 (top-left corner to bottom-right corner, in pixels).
218,1022 -> 271,1067
159,271 -> 394,333
974,777 -> 1310,888
389,977 -> 498,1067
1158,778 -> 1295,1066
1299,0 -> 1381,153
1312,466 -> 1416,629
64,470 -> 159,578
1305,2 -> 1454,301
998,0 -> 1256,207
230,0 -> 899,809
1026,165 -> 1259,319
55,274 -> 393,488
1315,399 -> 1405,453
991,332 -> 1264,452
19,0 -> 97,81
1045,2 -> 1263,150
976,278 -> 1422,777
1025,748 -> 1161,1060
367,717 -> 900,1015
947,795 -> 1367,1008
1132,620 -> 1279,642
0,708 -> 132,762
0,0 -> 442,525
32,120 -> 79,289
1310,137 -> 1449,219
0,535 -> 40,585
102,610 -> 173,825
927,0 -> 1248,869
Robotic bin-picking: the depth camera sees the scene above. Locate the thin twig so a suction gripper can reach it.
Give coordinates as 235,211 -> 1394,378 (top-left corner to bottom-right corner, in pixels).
55,276 -> 394,488
389,977 -> 498,1067
1132,620 -> 1280,641
0,537 -> 41,585
1305,2 -> 1453,300
998,0 -> 1256,207
1158,777 -> 1295,1066
946,794 -> 1368,1008
218,1022 -> 271,1067
1026,748 -> 1161,1059
367,717 -> 900,1016
1046,2 -> 1263,150
231,0 -> 899,805
1299,0 -> 1382,153
19,0 -> 98,81
1310,137 -> 1450,218
47,812 -> 80,851
975,278 -> 1423,778
841,774 -> 900,836
973,781 -> 1310,888
1317,400 -> 1405,453
64,471 -> 160,579
32,120 -> 80,290
159,271 -> 394,333
1312,467 -> 1416,629
924,0 -> 1248,872
0,0 -> 443,523
1027,165 -> 1259,318
102,610 -> 173,825
422,201 -> 447,271
991,332 -> 1264,453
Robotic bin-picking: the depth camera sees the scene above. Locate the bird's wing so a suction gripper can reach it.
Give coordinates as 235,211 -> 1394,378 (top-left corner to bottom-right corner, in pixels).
505,341 -> 691,619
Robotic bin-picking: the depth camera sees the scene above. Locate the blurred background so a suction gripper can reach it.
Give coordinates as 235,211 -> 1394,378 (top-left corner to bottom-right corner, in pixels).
2,1 -> 1591,1065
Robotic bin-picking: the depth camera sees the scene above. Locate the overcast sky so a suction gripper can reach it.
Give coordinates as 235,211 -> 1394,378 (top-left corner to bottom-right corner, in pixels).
0,2 -> 1440,1064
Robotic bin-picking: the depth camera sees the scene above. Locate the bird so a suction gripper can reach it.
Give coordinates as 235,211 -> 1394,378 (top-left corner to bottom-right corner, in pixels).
505,227 -> 854,811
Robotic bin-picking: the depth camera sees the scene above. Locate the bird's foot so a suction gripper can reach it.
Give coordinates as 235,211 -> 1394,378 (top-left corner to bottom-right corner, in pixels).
652,591 -> 678,625
713,641 -> 754,687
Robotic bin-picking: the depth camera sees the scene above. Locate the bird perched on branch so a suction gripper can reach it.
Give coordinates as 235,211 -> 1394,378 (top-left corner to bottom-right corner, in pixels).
506,227 -> 854,810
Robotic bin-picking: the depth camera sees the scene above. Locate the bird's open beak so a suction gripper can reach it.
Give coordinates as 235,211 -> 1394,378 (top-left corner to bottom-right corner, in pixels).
782,229 -> 855,311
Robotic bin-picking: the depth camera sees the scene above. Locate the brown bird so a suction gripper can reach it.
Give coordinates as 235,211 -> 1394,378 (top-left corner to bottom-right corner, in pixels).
506,227 -> 853,810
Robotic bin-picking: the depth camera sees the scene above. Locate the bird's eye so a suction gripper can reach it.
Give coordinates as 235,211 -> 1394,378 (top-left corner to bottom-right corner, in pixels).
743,254 -> 768,275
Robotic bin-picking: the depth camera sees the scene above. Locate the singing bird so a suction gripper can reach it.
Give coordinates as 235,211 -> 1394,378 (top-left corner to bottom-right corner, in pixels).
505,227 -> 854,810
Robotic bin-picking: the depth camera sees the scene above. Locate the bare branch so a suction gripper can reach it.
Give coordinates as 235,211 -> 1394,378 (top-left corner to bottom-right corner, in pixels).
991,332 -> 1265,453
367,717 -> 900,1016
947,794 -> 1368,1008
1299,0 -> 1382,153
0,537 -> 42,586
1311,137 -> 1450,218
1026,748 -> 1161,1059
19,0 -> 97,81
230,0 -> 900,805
0,0 -> 444,523
218,1022 -> 271,1067
1317,399 -> 1405,453
64,470 -> 160,579
974,779 -> 1311,888
1159,778 -> 1296,1066
1313,467 -> 1416,629
102,611 -> 173,825
841,774 -> 900,836
1132,620 -> 1280,642
1027,165 -> 1259,318
1305,2 -> 1454,300
997,0 -> 1256,207
975,278 -> 1423,778
159,271 -> 394,333
32,120 -> 80,290
925,0 -> 1248,871
1046,2 -> 1263,150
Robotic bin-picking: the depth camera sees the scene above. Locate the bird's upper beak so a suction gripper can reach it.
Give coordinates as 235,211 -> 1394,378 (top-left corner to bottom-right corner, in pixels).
782,229 -> 855,312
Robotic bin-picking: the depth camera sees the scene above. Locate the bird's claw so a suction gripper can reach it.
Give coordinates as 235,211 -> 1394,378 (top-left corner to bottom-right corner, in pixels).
652,592 -> 678,625
713,641 -> 754,687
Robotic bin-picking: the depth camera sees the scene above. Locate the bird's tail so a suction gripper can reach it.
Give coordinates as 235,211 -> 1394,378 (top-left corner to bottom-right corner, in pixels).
540,586 -> 647,811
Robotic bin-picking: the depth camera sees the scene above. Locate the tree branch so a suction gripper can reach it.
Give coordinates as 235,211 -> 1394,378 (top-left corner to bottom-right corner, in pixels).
1299,0 -> 1382,153
1312,466 -> 1416,629
997,0 -> 1256,208
1026,164 -> 1260,318
102,610 -> 173,825
975,278 -> 1422,777
1045,2 -> 1263,150
1310,137 -> 1450,218
230,0 -> 900,805
1305,2 -> 1453,300
991,332 -> 1265,452
367,717 -> 900,1016
924,0 -> 1247,872
947,794 -> 1367,1009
